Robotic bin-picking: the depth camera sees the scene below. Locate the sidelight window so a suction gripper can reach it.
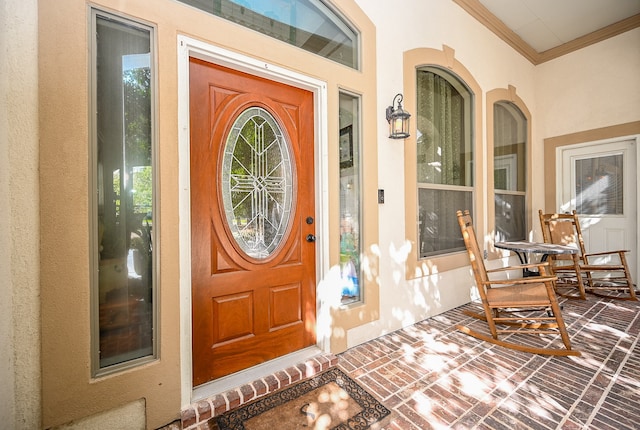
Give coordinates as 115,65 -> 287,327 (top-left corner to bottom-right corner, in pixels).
90,10 -> 157,374
339,92 -> 361,305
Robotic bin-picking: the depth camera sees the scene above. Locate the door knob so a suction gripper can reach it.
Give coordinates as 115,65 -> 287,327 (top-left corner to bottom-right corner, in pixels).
306,234 -> 316,243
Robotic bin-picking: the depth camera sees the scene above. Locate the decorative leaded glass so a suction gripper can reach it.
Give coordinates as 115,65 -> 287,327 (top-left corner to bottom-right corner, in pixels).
222,107 -> 294,259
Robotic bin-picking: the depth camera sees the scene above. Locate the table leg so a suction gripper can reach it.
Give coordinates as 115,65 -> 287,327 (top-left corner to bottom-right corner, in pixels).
515,251 -> 540,277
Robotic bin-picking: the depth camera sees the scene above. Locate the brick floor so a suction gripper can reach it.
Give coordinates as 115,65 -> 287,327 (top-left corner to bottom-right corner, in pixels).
167,295 -> 640,429
337,296 -> 640,429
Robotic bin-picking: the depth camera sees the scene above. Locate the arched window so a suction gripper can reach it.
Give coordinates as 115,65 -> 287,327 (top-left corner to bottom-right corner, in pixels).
416,67 -> 474,257
493,101 -> 527,241
178,0 -> 359,69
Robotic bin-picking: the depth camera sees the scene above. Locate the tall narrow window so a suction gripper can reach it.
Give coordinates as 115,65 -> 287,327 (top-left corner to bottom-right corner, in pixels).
494,102 -> 526,241
91,10 -> 156,372
339,92 -> 361,304
416,67 -> 474,257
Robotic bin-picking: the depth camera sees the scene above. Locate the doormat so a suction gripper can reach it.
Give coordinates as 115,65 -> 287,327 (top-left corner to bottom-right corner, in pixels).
213,367 -> 391,430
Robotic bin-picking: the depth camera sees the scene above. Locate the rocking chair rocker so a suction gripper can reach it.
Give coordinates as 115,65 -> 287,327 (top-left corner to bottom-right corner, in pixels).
456,210 -> 580,356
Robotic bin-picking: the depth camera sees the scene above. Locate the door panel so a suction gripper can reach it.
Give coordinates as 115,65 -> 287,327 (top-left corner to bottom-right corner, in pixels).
560,138 -> 637,283
189,57 -> 316,385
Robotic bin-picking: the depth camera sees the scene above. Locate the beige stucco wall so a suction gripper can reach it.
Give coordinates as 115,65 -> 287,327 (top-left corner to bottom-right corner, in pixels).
347,0 -> 540,345
39,0 -> 378,428
536,28 -> 640,212
535,28 -> 640,140
1,0 -> 41,429
4,0 -> 636,428
0,0 -> 13,423
347,0 -> 639,347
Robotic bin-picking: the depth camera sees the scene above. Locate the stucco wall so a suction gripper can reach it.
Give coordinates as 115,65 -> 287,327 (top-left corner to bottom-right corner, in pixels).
535,28 -> 640,140
1,0 -> 41,429
39,0 -> 378,428
347,2 -> 640,347
534,27 -> 640,275
347,0 -> 539,346
9,0 -> 639,428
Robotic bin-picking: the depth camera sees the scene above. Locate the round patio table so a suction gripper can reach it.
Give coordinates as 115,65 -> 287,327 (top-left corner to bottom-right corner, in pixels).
494,240 -> 578,277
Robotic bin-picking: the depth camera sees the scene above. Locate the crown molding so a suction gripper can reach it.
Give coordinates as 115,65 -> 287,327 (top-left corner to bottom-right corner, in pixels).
453,0 -> 640,65
538,13 -> 640,64
453,0 -> 538,63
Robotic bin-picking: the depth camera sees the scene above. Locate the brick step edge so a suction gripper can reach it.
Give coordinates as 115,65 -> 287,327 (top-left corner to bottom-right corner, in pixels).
180,353 -> 338,430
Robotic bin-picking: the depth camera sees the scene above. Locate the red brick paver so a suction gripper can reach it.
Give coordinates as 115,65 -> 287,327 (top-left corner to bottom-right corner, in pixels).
168,295 -> 639,430
338,296 -> 640,429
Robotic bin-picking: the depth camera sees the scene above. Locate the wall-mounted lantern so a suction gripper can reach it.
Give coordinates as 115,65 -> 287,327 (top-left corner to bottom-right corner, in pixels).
385,93 -> 411,139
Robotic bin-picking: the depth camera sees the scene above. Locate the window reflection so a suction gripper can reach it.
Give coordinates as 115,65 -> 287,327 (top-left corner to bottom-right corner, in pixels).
94,12 -> 155,370
416,67 -> 474,257
177,0 -> 359,69
575,155 -> 623,215
493,101 -> 527,241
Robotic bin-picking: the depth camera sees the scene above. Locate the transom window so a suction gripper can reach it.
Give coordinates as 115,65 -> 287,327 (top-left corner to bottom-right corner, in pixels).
178,0 -> 359,69
416,67 -> 474,258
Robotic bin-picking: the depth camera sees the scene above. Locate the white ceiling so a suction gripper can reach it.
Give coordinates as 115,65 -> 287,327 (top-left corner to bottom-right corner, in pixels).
478,0 -> 640,52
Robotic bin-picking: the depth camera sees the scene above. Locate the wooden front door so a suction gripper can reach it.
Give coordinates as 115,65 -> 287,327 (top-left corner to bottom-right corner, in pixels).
189,57 -> 316,386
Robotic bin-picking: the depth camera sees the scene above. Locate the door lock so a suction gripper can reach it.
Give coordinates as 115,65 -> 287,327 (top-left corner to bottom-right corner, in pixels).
306,234 -> 316,243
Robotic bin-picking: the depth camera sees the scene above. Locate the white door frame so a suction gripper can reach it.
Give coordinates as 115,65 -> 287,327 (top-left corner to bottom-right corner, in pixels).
556,134 -> 639,283
177,35 -> 330,405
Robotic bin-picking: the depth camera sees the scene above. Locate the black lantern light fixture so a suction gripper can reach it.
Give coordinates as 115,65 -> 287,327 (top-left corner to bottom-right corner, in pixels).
385,93 -> 411,139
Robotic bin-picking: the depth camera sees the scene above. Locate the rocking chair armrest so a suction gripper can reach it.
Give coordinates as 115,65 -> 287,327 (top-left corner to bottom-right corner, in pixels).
584,249 -> 629,258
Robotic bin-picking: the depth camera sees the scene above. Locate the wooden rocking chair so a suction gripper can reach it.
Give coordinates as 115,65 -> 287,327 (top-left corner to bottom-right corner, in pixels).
539,210 -> 637,301
456,210 -> 580,356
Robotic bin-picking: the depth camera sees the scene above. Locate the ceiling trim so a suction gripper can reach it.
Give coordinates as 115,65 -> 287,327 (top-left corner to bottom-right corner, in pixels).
453,0 -> 640,65
537,13 -> 640,64
453,0 -> 538,63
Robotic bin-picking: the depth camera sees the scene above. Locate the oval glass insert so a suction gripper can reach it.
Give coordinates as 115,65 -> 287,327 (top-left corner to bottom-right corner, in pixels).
221,107 -> 294,259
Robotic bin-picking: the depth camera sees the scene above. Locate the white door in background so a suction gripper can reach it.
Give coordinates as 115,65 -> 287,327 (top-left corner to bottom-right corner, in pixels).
559,137 -> 638,284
